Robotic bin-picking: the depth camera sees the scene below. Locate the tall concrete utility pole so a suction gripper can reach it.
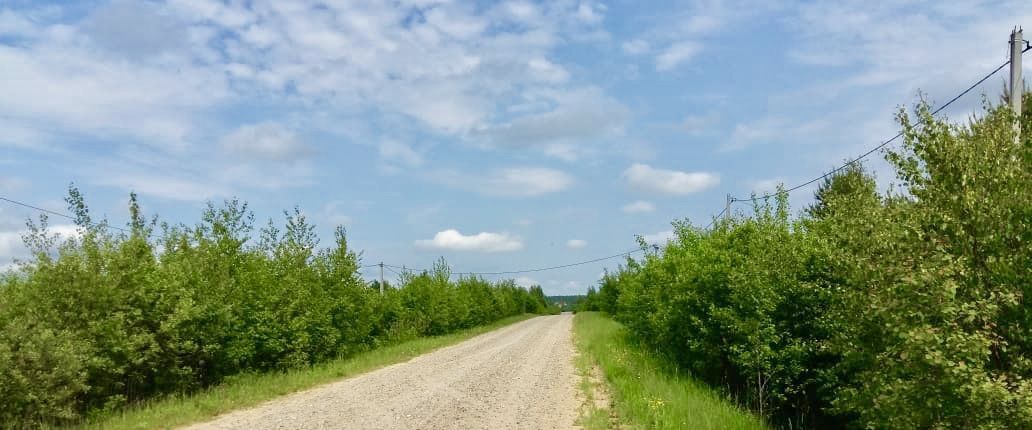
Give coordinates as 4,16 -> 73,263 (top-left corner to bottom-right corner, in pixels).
724,194 -> 732,222
379,262 -> 385,295
1010,27 -> 1024,144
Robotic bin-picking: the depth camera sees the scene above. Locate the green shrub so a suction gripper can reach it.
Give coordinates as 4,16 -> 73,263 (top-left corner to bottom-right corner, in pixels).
597,92 -> 1031,429
0,190 -> 553,427
0,319 -> 89,426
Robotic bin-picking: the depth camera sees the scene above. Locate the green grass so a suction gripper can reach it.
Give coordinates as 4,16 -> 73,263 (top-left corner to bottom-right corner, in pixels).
72,314 -> 538,430
574,312 -> 769,430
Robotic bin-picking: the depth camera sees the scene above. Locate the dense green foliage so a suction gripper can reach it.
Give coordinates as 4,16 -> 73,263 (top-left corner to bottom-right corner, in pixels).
583,93 -> 1031,429
0,195 -> 552,427
574,312 -> 768,430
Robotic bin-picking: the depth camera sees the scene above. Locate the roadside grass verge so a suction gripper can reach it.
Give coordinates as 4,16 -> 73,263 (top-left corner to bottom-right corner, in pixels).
71,314 -> 538,430
573,312 -> 768,430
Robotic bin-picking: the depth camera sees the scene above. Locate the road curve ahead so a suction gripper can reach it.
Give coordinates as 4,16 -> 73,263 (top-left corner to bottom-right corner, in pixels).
185,314 -> 579,430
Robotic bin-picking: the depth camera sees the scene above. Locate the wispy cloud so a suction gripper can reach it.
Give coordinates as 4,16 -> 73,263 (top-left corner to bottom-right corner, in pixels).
566,239 -> 587,249
622,200 -> 655,213
784,1 -> 1031,111
1,0 -> 617,156
470,88 -> 630,151
642,230 -> 675,245
656,41 -> 702,71
378,140 -> 424,168
430,167 -> 575,197
749,178 -> 787,195
623,163 -> 719,195
621,39 -> 649,55
221,122 -> 311,161
723,117 -> 832,152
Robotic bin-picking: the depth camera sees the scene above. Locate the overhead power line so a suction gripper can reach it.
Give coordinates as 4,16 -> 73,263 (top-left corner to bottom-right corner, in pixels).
385,248 -> 644,277
383,265 -> 403,278
0,196 -> 129,233
703,206 -> 728,230
732,57 -> 1017,204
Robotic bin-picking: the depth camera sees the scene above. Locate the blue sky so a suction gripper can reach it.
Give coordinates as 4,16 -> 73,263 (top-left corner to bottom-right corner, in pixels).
1,0 -> 1029,294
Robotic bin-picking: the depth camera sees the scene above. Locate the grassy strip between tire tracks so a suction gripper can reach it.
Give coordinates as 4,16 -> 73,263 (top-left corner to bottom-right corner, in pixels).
574,312 -> 768,430
68,314 -> 538,430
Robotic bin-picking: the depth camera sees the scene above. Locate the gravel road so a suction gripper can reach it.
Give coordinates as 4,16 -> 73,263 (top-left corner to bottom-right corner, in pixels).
185,314 -> 579,430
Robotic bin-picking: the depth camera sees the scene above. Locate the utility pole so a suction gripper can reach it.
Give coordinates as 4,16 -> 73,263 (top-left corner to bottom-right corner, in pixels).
724,194 -> 732,222
379,262 -> 385,295
1010,27 -> 1024,144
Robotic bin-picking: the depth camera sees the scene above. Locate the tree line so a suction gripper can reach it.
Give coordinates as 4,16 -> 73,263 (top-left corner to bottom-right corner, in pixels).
0,194 -> 556,427
580,93 -> 1031,429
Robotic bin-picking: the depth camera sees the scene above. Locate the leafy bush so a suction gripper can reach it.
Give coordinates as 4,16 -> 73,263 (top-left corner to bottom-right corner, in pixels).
596,93 -> 1031,429
0,193 -> 552,428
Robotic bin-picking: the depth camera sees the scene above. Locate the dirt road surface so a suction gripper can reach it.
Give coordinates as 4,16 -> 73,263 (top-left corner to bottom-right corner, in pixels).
184,314 -> 579,430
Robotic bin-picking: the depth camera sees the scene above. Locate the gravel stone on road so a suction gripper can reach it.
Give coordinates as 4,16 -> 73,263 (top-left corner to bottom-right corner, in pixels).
184,314 -> 579,430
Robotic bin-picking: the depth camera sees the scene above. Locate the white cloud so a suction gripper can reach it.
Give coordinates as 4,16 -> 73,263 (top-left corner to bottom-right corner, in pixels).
424,5 -> 487,40
566,239 -> 587,249
542,144 -> 582,162
221,122 -> 310,161
0,9 -> 226,151
405,204 -> 443,226
431,167 -> 574,197
778,1 -> 1032,128
499,1 -> 540,23
85,149 -> 315,201
528,57 -> 570,83
514,276 -> 539,287
321,201 -> 352,227
490,167 -> 574,196
179,0 -> 609,137
0,176 -> 29,193
575,1 -> 606,24
621,39 -> 649,55
0,47 -> 218,150
642,230 -> 674,245
623,163 -> 719,195
681,113 -> 719,135
656,41 -> 702,71
0,231 -> 24,263
471,88 -> 630,149
750,178 -> 786,195
378,140 -> 424,167
0,118 -> 49,149
622,200 -> 655,213
415,229 -> 523,252
93,171 -> 230,202
724,116 -> 832,152
786,2 -> 1031,93
620,140 -> 656,161
0,1 -> 616,157
0,223 -> 81,268
84,0 -> 187,58
0,9 -> 39,38
679,14 -> 723,35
